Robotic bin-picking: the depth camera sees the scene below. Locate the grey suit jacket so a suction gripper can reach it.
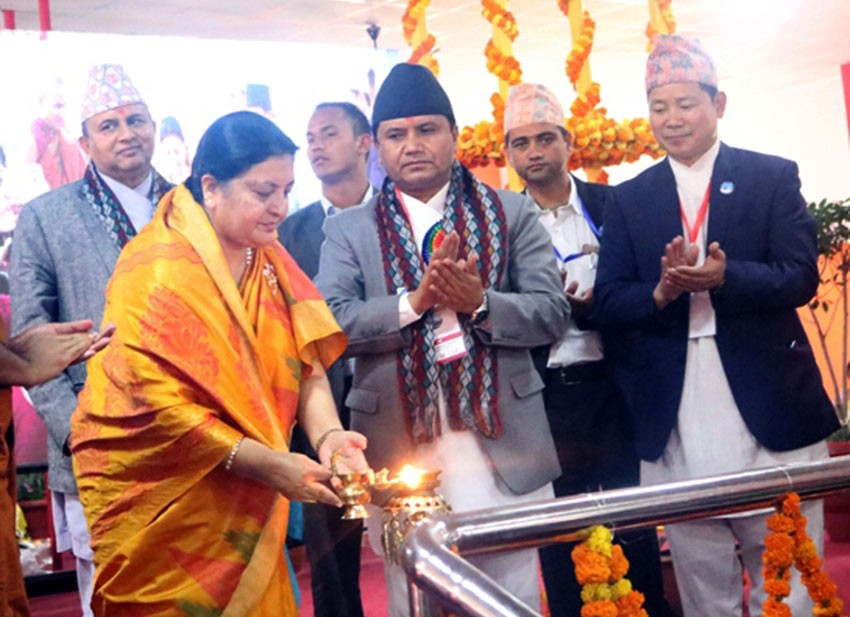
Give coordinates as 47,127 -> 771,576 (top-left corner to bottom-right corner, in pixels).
315,188 -> 568,495
10,180 -> 147,493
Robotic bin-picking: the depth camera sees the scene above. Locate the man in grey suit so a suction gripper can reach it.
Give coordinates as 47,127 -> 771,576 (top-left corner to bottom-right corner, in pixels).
10,64 -> 172,617
315,63 -> 569,616
278,101 -> 373,617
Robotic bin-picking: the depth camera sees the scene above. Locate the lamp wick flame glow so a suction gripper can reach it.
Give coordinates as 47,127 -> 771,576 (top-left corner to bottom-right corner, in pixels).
398,464 -> 424,488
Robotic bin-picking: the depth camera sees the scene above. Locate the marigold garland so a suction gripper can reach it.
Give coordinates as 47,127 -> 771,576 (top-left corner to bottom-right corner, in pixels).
482,0 -> 518,41
646,0 -> 676,50
457,93 -> 508,168
565,11 -> 595,86
456,0 -> 521,169
571,526 -> 648,617
402,0 -> 439,76
455,0 -> 667,176
762,492 -> 846,617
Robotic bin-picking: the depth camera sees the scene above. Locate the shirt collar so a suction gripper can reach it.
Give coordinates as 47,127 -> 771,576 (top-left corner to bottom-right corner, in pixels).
399,181 -> 451,214
101,171 -> 153,200
320,184 -> 375,217
668,138 -> 721,184
531,173 -> 583,217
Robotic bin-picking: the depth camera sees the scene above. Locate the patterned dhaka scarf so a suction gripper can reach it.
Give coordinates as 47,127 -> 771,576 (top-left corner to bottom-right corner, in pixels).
375,160 -> 508,443
81,160 -> 172,249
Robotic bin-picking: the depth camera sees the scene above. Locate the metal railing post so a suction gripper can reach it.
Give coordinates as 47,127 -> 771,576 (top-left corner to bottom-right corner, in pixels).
401,456 -> 850,617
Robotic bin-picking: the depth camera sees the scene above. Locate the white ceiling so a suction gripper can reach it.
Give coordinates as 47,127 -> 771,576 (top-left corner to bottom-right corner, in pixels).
2,0 -> 848,196
1,0 -> 848,78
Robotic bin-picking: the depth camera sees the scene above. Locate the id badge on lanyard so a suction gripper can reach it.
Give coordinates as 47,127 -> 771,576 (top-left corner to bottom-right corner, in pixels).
433,308 -> 468,364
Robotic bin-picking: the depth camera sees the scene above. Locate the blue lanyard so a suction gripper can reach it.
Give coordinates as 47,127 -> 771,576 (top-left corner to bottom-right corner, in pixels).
579,200 -> 602,239
550,201 -> 602,266
554,246 -> 586,265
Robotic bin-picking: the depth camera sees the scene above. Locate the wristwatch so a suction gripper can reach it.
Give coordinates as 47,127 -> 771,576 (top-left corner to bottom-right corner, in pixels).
470,292 -> 490,324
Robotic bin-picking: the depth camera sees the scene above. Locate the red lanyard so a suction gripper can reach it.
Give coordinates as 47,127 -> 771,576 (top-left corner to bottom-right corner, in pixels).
680,183 -> 711,244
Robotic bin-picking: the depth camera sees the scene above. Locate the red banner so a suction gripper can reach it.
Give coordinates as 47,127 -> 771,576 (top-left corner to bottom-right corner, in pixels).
843,63 -> 850,139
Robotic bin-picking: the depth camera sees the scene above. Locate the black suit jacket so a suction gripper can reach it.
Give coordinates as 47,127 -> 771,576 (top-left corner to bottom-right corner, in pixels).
595,144 -> 838,461
279,201 -> 326,279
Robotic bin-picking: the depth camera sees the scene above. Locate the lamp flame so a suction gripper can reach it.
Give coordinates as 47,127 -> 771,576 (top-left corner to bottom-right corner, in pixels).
398,464 -> 424,488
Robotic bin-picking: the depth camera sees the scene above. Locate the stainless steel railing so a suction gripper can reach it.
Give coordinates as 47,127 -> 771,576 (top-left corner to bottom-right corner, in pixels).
401,455 -> 850,617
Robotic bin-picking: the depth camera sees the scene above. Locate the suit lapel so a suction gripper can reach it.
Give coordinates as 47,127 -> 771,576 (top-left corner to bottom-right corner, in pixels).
304,204 -> 326,274
707,142 -> 738,246
571,174 -> 604,234
652,160 -> 685,245
74,184 -> 122,276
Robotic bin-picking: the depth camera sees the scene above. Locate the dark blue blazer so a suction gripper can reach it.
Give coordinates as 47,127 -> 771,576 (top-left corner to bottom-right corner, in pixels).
595,143 -> 838,461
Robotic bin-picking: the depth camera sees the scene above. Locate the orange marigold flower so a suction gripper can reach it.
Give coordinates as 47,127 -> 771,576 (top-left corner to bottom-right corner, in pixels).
609,545 -> 629,580
780,492 -> 801,514
580,600 -> 618,617
765,532 -> 795,553
794,538 -> 818,562
762,493 -> 845,616
615,590 -> 647,617
573,549 -> 611,585
764,578 -> 791,597
763,597 -> 793,617
767,513 -> 795,534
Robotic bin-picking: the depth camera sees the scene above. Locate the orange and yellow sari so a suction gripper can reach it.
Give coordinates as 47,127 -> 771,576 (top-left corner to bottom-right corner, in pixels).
0,321 -> 31,617
72,185 -> 345,617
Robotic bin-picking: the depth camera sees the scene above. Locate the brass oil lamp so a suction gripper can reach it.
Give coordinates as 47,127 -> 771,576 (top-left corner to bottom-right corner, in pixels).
332,457 -> 452,564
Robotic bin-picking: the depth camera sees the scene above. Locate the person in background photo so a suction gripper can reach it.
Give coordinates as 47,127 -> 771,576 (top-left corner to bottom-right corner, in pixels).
246,83 -> 275,120
278,100 -> 374,617
71,110 -> 368,616
594,35 -> 839,617
27,76 -> 86,191
156,116 -> 191,185
10,64 -> 172,617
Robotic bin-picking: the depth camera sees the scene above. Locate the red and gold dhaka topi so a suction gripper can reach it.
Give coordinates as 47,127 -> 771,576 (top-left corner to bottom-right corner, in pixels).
71,184 -> 346,617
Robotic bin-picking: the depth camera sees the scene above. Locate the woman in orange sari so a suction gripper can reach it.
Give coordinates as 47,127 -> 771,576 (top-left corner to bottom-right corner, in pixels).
71,111 -> 368,616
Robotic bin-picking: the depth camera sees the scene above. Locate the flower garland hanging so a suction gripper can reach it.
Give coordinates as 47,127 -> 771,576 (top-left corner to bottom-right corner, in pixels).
457,93 -> 509,168
557,1 -> 664,182
571,526 -> 648,617
455,0 -> 667,177
646,0 -> 676,50
456,0 -> 521,169
762,492 -> 845,617
565,11 -> 595,86
402,0 -> 439,76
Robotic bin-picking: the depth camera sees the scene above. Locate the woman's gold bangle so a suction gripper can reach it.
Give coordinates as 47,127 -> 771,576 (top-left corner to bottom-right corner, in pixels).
314,428 -> 344,456
224,436 -> 244,471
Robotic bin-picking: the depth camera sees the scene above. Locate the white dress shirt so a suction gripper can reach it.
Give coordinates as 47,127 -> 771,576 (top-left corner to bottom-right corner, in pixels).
319,184 -> 374,217
534,174 -> 603,367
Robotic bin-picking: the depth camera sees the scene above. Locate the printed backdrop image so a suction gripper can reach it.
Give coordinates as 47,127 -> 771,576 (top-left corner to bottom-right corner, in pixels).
0,29 -> 398,466
0,29 -> 399,236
